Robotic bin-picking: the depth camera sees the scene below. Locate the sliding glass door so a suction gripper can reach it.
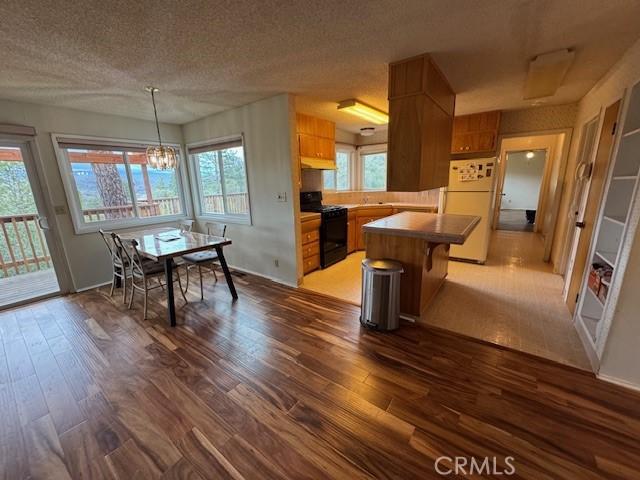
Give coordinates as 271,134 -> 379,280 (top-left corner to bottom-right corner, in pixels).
0,141 -> 61,308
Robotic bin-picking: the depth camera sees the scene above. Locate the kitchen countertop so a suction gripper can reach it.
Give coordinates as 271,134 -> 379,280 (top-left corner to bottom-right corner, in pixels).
338,203 -> 438,211
363,211 -> 480,244
300,211 -> 321,221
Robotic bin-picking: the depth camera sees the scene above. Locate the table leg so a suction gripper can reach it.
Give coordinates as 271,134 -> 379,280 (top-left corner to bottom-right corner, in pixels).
164,258 -> 176,327
215,246 -> 238,300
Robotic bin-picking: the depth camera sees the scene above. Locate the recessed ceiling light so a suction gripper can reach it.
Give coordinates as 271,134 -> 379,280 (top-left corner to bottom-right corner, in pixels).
337,99 -> 388,125
526,151 -> 535,159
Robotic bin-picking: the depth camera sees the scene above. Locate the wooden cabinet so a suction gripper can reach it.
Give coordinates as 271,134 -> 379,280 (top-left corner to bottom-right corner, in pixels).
451,111 -> 501,155
296,113 -> 336,170
354,208 -> 394,250
300,215 -> 321,275
387,53 -> 455,192
347,211 -> 357,253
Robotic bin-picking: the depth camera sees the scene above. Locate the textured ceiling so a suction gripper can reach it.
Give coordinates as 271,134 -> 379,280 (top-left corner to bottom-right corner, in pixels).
1,0 -> 639,132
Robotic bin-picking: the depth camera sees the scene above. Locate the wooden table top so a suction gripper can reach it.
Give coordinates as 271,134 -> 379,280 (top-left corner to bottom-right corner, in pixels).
120,227 -> 231,261
362,211 -> 480,244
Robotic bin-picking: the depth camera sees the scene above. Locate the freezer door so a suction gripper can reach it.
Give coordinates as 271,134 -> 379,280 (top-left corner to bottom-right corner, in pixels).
449,158 -> 497,192
444,191 -> 493,263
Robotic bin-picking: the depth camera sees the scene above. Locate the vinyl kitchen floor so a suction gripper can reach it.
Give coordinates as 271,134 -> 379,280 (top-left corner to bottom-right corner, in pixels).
302,231 -> 591,370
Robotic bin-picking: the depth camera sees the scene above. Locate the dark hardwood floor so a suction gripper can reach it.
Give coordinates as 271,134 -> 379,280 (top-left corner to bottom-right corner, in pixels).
1,269 -> 639,479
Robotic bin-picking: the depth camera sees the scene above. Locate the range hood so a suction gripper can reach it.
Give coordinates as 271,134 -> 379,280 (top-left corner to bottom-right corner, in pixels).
300,156 -> 336,170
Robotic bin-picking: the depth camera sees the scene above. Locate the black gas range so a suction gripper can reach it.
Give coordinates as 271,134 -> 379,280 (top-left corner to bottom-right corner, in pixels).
300,191 -> 348,268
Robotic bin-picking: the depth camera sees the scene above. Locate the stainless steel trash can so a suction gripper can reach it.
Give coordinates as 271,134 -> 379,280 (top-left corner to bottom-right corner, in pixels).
360,258 -> 403,331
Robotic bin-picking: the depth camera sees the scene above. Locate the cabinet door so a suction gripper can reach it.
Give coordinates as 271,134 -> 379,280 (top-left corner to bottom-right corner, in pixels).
296,113 -> 316,135
298,134 -> 318,158
347,221 -> 356,253
476,131 -> 496,152
451,134 -> 471,153
318,137 -> 336,161
316,118 -> 335,139
356,217 -> 372,250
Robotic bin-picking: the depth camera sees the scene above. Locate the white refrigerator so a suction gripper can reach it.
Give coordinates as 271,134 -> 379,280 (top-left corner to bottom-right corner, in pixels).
443,158 -> 497,264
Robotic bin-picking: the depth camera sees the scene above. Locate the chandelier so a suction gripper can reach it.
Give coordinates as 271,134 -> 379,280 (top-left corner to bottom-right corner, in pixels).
145,86 -> 177,170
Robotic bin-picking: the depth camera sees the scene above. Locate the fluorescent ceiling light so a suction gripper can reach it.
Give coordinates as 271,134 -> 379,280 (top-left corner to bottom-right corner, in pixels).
524,49 -> 575,100
337,99 -> 388,125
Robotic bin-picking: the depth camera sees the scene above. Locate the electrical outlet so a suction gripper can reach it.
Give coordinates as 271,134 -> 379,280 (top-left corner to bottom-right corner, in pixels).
274,259 -> 279,268
277,192 -> 287,202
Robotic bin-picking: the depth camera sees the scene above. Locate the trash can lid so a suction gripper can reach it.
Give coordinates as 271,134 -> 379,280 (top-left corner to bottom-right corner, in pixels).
362,258 -> 403,272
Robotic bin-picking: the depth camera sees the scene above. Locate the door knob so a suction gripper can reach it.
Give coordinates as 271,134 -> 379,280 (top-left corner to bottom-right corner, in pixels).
575,221 -> 586,229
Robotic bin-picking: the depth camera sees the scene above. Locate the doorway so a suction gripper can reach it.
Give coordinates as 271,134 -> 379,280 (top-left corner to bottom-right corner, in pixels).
496,149 -> 547,232
0,141 -> 60,308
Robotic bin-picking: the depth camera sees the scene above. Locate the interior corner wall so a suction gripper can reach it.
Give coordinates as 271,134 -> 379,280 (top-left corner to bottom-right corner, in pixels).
0,98 -> 184,291
182,94 -> 298,286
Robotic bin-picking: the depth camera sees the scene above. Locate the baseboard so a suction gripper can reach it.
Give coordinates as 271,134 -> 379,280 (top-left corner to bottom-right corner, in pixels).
597,373 -> 640,393
226,264 -> 297,288
76,280 -> 111,293
573,319 -> 599,372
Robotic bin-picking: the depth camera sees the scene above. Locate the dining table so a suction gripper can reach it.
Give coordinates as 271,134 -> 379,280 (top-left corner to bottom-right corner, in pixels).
119,227 -> 237,326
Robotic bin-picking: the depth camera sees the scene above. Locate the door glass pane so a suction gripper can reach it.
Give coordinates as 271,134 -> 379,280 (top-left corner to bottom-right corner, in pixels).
67,149 -> 134,222
336,152 -> 350,191
362,152 -> 387,190
0,145 -> 59,305
222,146 -> 249,215
128,152 -> 183,217
194,151 -> 224,214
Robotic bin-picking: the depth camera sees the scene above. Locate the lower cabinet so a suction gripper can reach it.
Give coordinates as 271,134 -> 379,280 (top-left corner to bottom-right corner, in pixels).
347,211 -> 357,253
354,208 -> 394,250
301,216 -> 321,275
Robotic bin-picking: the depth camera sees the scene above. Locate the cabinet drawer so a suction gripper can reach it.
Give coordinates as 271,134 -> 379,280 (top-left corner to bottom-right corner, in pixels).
302,240 -> 320,259
303,254 -> 320,274
302,229 -> 320,245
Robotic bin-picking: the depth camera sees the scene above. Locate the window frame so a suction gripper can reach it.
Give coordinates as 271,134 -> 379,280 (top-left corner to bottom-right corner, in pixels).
187,133 -> 252,225
323,144 -> 355,192
52,133 -> 190,234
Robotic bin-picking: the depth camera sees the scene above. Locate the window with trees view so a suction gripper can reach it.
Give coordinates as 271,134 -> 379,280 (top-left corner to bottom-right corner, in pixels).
323,150 -> 352,191
361,151 -> 387,190
54,136 -> 186,232
189,137 -> 251,222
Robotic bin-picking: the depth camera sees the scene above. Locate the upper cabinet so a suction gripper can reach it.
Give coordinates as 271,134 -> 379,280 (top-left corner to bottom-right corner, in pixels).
387,53 -> 456,191
451,110 -> 501,155
296,113 -> 336,170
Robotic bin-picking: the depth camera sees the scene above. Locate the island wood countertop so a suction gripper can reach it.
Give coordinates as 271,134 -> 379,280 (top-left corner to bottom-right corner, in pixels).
363,211 -> 480,245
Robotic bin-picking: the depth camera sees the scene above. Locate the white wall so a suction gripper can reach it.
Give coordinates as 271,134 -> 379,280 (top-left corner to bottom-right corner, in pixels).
501,151 -> 545,210
182,94 -> 299,286
0,98 -> 184,291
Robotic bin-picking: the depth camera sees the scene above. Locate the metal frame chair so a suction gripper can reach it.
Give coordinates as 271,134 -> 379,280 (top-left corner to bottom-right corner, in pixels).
113,234 -> 188,320
99,229 -> 128,303
181,222 -> 227,300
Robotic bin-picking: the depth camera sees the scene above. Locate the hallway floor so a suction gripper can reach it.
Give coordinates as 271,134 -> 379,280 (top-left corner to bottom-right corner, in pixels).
302,231 -> 590,370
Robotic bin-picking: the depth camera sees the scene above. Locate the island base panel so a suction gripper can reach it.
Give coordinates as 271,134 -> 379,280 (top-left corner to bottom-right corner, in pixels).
365,233 -> 449,318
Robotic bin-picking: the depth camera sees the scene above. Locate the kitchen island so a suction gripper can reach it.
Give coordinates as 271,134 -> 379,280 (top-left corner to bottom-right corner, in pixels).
363,211 -> 480,320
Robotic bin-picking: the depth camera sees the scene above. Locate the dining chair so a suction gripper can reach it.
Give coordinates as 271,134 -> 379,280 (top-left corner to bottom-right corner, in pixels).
113,234 -> 188,320
179,219 -> 194,232
181,222 -> 227,300
99,229 -> 128,303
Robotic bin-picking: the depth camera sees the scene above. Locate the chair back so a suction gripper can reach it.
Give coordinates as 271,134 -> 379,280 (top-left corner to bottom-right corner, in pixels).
112,234 -> 144,277
179,219 -> 194,232
99,229 -> 114,256
206,222 -> 227,237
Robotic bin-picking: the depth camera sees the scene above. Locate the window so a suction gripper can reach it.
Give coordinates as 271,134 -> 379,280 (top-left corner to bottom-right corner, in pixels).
189,136 -> 251,223
361,151 -> 387,191
54,135 -> 186,233
322,148 -> 352,191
